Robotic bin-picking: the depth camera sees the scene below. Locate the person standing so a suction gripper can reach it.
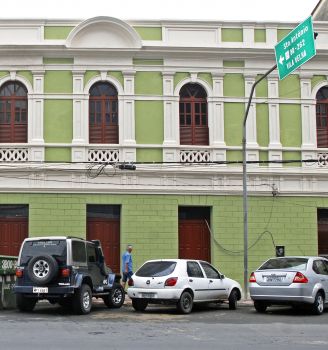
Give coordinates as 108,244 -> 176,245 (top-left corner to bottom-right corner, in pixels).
121,244 -> 133,289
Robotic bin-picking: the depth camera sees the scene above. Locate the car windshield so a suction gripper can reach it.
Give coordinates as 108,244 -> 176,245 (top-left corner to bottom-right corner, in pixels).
259,257 -> 308,271
20,240 -> 67,265
136,261 -> 177,277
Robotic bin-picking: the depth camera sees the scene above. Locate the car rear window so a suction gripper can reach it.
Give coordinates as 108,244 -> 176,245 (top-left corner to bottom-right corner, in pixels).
259,257 -> 308,271
136,261 -> 177,277
20,240 -> 67,265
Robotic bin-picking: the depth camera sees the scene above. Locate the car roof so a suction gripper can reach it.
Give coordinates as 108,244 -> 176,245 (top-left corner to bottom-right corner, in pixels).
23,236 -> 87,242
264,256 -> 327,260
141,259 -> 209,263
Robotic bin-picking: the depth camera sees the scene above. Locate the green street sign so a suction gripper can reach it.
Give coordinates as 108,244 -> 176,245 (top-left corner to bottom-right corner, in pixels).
275,16 -> 316,80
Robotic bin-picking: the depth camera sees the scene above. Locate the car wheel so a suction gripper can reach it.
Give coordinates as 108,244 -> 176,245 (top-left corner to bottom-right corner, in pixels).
73,284 -> 92,315
312,292 -> 324,315
177,291 -> 193,314
27,255 -> 58,285
132,299 -> 148,312
228,289 -> 238,310
254,301 -> 268,313
103,284 -> 125,309
16,294 -> 37,312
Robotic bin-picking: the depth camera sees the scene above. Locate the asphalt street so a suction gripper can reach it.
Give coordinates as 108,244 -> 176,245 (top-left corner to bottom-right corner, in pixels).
0,300 -> 327,350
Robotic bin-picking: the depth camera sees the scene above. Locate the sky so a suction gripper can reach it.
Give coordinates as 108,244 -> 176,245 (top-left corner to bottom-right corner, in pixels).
0,0 -> 320,22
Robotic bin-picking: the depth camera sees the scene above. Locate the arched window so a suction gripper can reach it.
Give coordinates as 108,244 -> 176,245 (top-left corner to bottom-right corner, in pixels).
316,86 -> 328,148
179,83 -> 208,145
0,81 -> 28,143
89,82 -> 118,144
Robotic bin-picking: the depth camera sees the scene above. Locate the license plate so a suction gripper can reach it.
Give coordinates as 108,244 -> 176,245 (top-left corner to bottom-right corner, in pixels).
141,293 -> 155,298
33,287 -> 48,293
266,276 -> 283,283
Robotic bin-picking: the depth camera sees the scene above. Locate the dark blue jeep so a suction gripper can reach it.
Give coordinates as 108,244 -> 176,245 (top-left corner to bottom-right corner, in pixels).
14,236 -> 124,314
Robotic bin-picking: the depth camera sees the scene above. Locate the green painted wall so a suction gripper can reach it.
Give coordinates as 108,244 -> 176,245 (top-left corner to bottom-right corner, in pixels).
277,28 -> 292,41
259,151 -> 268,166
136,148 -> 163,162
135,72 -> 163,95
174,72 -> 190,89
44,100 -> 73,143
0,192 -> 324,284
44,26 -> 74,40
256,104 -> 269,147
255,75 -> 268,97
133,59 -> 164,66
43,58 -> 74,64
198,73 -> 213,88
226,150 -> 242,166
135,101 -> 164,144
44,71 -> 73,93
280,104 -> 302,147
283,151 -> 302,167
223,61 -> 244,68
17,71 -> 33,86
221,28 -> 243,42
133,27 -> 162,40
312,75 -> 327,90
224,74 -> 245,97
224,103 -> 244,146
108,71 -> 124,87
45,148 -> 71,162
84,71 -> 99,88
279,75 -> 300,98
254,29 -> 266,42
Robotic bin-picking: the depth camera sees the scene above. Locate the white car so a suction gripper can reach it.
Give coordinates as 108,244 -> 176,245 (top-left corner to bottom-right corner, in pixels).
127,259 -> 242,314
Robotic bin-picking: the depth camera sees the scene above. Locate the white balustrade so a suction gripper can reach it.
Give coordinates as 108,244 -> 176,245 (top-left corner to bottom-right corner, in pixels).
179,149 -> 210,163
88,148 -> 120,162
0,148 -> 28,161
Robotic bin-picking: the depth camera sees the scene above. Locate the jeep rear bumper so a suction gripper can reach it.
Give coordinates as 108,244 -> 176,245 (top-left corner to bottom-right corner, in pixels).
14,285 -> 75,296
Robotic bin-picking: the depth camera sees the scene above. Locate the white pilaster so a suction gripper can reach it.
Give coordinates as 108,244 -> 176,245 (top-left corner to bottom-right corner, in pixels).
266,26 -> 277,45
163,72 -> 179,161
268,75 -> 282,166
72,70 -> 87,162
122,70 -> 136,162
300,74 -> 317,167
29,70 -> 45,162
243,25 -> 254,46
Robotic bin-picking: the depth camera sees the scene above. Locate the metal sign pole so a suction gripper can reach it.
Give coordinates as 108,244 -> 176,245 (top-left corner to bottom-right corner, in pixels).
242,64 -> 277,299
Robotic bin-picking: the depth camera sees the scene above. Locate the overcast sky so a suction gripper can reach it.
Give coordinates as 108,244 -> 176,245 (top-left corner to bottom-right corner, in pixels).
0,0 -> 320,22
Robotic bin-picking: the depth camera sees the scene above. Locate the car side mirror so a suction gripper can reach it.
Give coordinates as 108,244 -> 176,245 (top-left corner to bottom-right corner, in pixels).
220,274 -> 225,279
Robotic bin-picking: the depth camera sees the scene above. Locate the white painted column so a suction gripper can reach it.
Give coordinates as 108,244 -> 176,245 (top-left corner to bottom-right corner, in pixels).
72,70 -> 87,163
122,70 -> 136,162
268,75 -> 282,166
300,73 -> 317,167
30,70 -> 45,161
244,74 -> 259,166
265,26 -> 278,46
243,25 -> 254,47
162,71 -> 179,162
211,72 -> 226,162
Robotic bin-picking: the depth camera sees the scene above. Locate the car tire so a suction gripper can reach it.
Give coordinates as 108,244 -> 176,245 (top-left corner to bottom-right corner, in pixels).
73,284 -> 92,315
228,289 -> 238,310
254,301 -> 268,313
132,299 -> 148,312
177,291 -> 193,314
312,292 -> 324,315
27,255 -> 58,285
16,294 -> 37,312
103,284 -> 125,309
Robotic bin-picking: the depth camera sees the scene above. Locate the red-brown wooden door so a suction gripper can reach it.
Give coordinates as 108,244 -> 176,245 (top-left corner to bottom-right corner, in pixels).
179,219 -> 211,262
87,218 -> 120,273
0,218 -> 28,256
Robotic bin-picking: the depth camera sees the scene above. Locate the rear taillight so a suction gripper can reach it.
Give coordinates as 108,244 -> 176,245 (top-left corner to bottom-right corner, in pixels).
164,277 -> 178,287
60,268 -> 71,278
128,278 -> 134,286
15,268 -> 23,278
293,272 -> 308,283
249,272 -> 256,283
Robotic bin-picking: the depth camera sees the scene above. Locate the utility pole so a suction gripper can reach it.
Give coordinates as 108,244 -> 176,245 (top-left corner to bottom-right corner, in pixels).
242,64 -> 277,299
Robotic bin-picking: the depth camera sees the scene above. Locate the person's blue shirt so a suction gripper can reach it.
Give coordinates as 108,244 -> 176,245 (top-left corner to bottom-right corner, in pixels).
122,251 -> 133,273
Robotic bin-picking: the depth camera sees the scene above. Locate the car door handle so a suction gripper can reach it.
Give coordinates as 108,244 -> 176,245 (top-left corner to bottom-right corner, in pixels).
321,279 -> 325,282
189,279 -> 193,282
209,280 -> 213,283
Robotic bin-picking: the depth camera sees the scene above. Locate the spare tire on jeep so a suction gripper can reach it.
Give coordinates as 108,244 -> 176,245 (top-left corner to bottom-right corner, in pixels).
27,255 -> 59,285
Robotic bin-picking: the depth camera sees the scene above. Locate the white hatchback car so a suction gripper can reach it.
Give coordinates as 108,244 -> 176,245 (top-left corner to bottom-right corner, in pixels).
127,259 -> 242,313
